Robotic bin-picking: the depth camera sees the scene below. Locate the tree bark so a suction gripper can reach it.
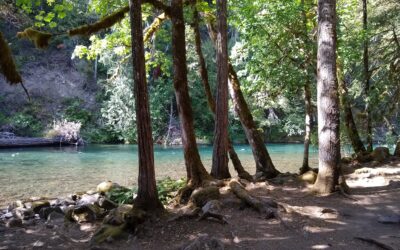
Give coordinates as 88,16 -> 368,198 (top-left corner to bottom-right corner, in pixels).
300,80 -> 313,174
171,0 -> 211,187
211,0 -> 230,179
337,60 -> 367,155
191,10 -> 252,180
129,0 -> 163,210
313,0 -> 340,194
363,0 -> 373,152
206,22 -> 280,179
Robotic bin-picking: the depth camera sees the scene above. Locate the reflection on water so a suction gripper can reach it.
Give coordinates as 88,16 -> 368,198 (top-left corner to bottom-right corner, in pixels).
0,144 -> 318,206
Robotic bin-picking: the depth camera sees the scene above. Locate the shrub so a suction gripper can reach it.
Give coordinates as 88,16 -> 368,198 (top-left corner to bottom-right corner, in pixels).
106,177 -> 186,205
62,98 -> 92,125
9,112 -> 43,136
157,177 -> 186,204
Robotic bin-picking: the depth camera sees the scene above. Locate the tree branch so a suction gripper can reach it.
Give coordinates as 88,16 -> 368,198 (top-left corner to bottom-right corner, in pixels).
143,0 -> 171,16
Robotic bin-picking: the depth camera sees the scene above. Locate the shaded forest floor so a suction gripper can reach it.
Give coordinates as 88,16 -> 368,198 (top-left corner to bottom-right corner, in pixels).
1,158 -> 400,249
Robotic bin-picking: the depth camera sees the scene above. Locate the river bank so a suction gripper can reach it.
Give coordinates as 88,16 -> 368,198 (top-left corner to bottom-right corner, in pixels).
1,155 -> 400,249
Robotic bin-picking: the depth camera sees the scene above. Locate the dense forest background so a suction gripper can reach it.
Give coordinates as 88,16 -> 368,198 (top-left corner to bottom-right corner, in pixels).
0,0 -> 399,147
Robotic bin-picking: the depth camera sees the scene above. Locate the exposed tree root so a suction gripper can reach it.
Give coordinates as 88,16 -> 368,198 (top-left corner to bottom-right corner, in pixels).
229,180 -> 275,218
197,211 -> 227,224
354,237 -> 395,250
168,206 -> 201,222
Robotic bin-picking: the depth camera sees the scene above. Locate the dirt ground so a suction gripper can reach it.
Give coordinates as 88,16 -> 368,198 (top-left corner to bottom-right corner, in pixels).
1,159 -> 400,250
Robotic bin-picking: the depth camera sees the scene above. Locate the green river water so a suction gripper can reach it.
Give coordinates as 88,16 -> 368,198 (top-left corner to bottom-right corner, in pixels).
0,144 -> 318,207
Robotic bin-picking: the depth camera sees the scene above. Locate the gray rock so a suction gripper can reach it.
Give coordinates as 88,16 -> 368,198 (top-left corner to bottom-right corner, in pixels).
6,218 -> 23,228
77,193 -> 100,206
72,204 -> 104,223
39,206 -> 63,220
1,212 -> 13,220
202,200 -> 222,214
15,207 -> 35,220
97,196 -> 118,210
22,219 -> 36,227
182,235 -> 224,250
59,198 -> 76,206
26,200 -> 51,214
47,211 -> 65,222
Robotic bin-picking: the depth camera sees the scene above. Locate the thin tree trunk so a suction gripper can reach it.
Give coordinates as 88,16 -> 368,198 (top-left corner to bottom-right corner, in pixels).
299,0 -> 315,175
363,0 -> 373,152
94,55 -> 98,82
337,60 -> 367,155
211,0 -> 230,179
227,64 -> 280,179
383,116 -> 398,136
191,10 -> 251,180
171,0 -> 211,187
313,0 -> 340,194
164,98 -> 174,147
300,80 -> 313,174
129,0 -> 162,210
206,22 -> 280,179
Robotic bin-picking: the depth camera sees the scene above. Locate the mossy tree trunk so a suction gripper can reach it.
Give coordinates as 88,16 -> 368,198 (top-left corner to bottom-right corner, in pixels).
313,0 -> 340,194
129,0 -> 163,210
337,60 -> 367,155
211,0 -> 230,179
171,0 -> 211,187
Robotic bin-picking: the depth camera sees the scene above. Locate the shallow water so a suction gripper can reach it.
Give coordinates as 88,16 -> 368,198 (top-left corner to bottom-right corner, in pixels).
0,144 -> 318,207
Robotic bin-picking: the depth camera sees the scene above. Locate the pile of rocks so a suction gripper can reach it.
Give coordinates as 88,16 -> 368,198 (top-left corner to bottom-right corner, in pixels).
0,181 -> 143,244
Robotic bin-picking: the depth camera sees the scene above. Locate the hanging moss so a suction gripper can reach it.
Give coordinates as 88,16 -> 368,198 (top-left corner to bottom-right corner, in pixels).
68,6 -> 129,37
0,31 -> 22,84
16,28 -> 52,49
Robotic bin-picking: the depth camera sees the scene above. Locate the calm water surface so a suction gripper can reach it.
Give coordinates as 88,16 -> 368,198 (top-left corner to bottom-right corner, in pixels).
0,144 -> 318,206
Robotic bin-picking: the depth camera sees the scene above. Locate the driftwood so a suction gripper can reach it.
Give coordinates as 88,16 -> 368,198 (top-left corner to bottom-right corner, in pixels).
0,137 -> 81,148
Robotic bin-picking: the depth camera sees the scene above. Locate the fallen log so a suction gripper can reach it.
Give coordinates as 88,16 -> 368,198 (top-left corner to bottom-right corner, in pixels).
0,137 -> 81,148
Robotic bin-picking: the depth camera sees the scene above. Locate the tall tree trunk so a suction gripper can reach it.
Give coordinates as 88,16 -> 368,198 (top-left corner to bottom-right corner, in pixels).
206,22 -> 280,179
129,0 -> 162,210
227,64 -> 280,179
300,80 -> 313,174
191,10 -> 252,180
363,0 -> 373,152
313,0 -> 340,194
337,60 -> 367,155
171,0 -> 211,187
211,0 -> 230,179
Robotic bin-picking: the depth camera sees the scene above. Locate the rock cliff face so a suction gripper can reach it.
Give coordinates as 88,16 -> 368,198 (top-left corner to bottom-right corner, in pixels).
0,46 -> 97,114
0,16 -> 98,130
